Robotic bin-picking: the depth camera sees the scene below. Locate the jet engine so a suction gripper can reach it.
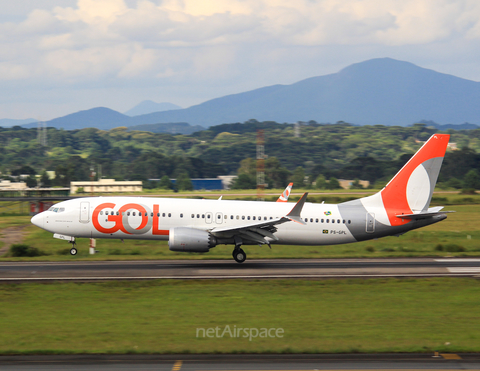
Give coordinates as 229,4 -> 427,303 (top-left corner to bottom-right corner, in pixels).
168,227 -> 217,252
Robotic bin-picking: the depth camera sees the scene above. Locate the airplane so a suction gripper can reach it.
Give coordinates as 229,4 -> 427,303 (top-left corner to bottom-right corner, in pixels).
31,134 -> 453,263
277,183 -> 293,202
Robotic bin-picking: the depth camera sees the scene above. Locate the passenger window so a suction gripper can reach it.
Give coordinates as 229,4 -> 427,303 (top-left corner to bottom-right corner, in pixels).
304,218 -> 308,222
253,216 -> 256,220
225,215 -> 228,219
247,216 -> 250,220
207,214 -> 210,219
332,219 -> 335,223
133,212 -> 136,216
157,213 -> 160,217
116,211 -> 119,216
162,213 -> 165,217
168,213 -> 171,217
100,211 -> 103,215
151,213 -> 154,217
326,219 -> 329,223
348,220 -> 351,224
230,215 -> 234,220
337,219 -> 340,223
242,216 -> 245,220
202,214 -> 205,218
316,218 -> 318,223
343,220 -> 345,224
180,213 -> 183,218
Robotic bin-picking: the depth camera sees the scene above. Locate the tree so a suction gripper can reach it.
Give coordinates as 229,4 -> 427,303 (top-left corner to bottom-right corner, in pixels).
291,167 -> 306,188
25,174 -> 37,188
231,173 -> 256,189
315,174 -> 327,189
40,171 -> 51,187
159,175 -> 173,190
176,172 -> 194,191
464,169 -> 480,189
326,177 -> 342,190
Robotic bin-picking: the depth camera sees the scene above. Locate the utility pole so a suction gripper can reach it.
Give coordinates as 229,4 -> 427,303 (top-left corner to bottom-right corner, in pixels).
257,130 -> 266,201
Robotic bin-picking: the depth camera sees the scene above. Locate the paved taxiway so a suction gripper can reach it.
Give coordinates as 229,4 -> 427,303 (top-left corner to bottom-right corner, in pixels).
1,354 -> 480,370
1,258 -> 480,281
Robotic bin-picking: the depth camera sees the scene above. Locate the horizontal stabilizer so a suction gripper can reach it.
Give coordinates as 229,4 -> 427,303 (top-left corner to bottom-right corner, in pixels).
396,210 -> 455,220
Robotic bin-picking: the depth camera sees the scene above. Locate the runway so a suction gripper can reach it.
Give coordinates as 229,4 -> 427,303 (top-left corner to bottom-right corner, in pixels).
1,258 -> 480,281
1,353 -> 479,370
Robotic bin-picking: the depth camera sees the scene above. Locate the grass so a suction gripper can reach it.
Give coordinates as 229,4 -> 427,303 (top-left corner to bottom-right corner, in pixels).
0,278 -> 478,354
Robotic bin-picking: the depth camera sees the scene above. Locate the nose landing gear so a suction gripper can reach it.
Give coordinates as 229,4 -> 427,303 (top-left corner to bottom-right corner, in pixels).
69,239 -> 77,256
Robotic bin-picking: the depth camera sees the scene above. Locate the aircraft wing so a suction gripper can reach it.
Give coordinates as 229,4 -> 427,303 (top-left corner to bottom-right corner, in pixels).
209,193 -> 308,245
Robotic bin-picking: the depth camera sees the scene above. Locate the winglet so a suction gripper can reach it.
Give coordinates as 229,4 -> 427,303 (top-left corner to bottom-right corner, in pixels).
286,192 -> 308,224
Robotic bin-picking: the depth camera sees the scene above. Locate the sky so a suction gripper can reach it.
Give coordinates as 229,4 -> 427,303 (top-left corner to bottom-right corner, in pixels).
2,0 -> 480,120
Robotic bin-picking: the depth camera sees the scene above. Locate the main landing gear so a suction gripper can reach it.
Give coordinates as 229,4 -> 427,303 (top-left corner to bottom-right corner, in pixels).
232,237 -> 246,263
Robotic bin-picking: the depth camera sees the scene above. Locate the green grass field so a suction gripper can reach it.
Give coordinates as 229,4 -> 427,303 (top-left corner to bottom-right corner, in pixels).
0,278 -> 478,354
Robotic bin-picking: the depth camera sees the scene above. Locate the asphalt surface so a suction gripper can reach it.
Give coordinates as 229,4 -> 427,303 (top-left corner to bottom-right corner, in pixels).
1,258 -> 480,281
0,353 -> 479,370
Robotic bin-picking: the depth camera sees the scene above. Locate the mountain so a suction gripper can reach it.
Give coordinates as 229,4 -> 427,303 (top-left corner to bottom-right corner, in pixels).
128,122 -> 205,135
0,118 -> 37,127
20,58 -> 480,130
129,58 -> 480,127
124,100 -> 182,116
23,107 -> 132,130
21,107 -> 202,134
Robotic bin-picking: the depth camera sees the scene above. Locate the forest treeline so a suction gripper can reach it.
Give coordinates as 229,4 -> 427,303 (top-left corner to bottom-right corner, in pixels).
1,120 -> 480,190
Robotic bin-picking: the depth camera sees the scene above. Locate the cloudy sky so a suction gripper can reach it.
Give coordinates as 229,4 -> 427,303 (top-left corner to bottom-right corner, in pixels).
2,0 -> 480,120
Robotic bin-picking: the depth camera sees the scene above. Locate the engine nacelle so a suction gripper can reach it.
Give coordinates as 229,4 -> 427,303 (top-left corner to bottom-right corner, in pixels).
168,227 -> 217,252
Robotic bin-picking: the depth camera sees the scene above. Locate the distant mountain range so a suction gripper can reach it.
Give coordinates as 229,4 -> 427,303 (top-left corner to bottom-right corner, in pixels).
123,100 -> 181,116
9,58 -> 480,130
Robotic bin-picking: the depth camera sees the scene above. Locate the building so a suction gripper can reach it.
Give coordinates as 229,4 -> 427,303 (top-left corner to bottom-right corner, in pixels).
70,179 -> 142,194
0,180 -> 27,190
339,179 -> 370,189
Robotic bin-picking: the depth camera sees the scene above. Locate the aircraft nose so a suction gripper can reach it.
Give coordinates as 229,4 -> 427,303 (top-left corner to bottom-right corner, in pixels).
31,213 -> 44,229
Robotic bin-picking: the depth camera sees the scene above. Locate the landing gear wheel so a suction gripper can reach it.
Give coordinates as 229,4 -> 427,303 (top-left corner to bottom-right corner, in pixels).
233,248 -> 246,263
70,247 -> 77,256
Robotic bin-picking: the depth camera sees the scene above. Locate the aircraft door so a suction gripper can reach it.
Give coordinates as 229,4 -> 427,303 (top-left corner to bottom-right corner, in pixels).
80,202 -> 90,223
215,212 -> 223,224
366,212 -> 375,233
205,212 -> 213,224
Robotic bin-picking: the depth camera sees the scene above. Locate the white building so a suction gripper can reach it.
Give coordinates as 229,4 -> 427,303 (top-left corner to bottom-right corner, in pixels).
70,179 -> 142,194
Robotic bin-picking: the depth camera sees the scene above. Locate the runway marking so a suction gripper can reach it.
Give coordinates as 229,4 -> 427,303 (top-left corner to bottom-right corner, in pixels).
435,259 -> 480,262
172,360 -> 182,371
441,353 -> 462,359
447,267 -> 480,273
